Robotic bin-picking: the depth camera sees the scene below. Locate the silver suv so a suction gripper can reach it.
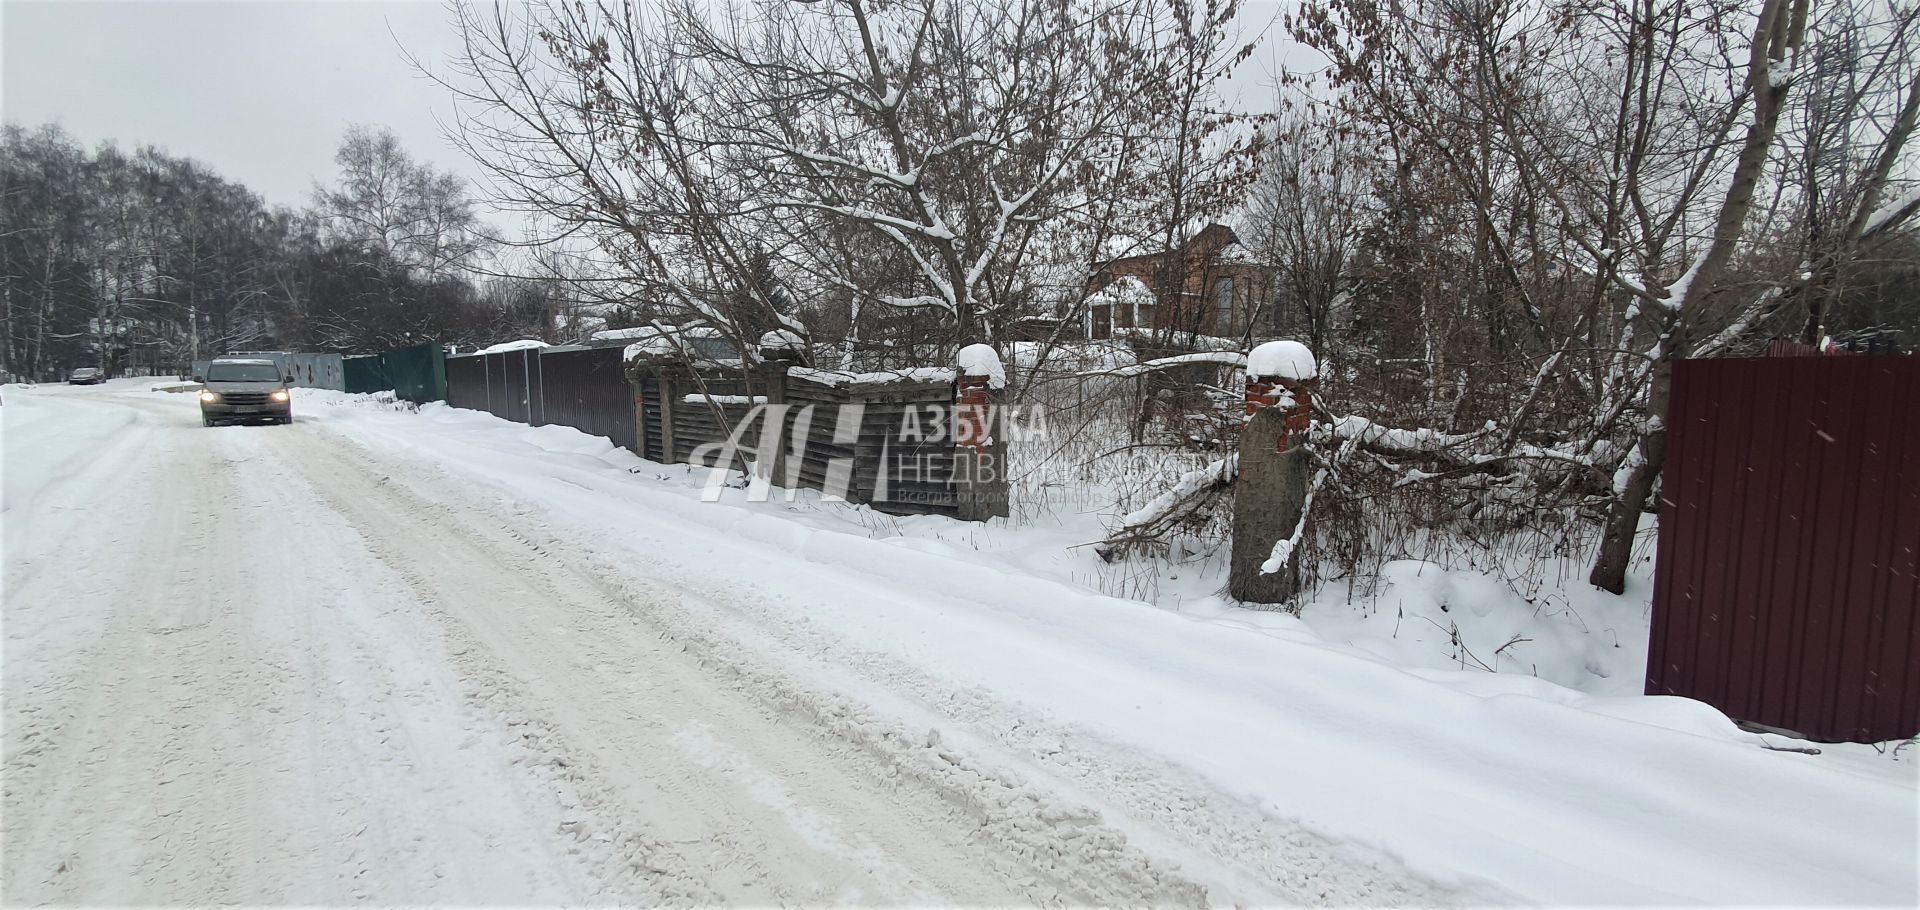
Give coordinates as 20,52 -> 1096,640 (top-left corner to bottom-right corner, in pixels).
196,358 -> 294,426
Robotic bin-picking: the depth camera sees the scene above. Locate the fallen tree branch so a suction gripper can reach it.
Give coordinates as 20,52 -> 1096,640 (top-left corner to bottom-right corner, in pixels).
1094,454 -> 1238,562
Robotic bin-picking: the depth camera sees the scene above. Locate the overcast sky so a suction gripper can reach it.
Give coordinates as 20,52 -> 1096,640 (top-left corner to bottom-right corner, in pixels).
3,1 -> 1302,217
3,1 -> 476,209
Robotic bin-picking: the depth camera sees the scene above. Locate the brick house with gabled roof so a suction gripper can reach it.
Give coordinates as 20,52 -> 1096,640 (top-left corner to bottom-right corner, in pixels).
1085,223 -> 1276,341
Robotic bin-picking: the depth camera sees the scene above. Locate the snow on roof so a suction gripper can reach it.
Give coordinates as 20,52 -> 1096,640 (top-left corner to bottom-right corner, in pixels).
1218,241 -> 1266,265
210,357 -> 279,366
1248,340 -> 1316,380
592,325 -> 668,342
1087,276 -> 1154,309
1099,234 -> 1149,261
620,325 -> 747,365
759,329 -> 806,352
624,336 -> 683,361
477,339 -> 550,354
955,344 -> 1006,389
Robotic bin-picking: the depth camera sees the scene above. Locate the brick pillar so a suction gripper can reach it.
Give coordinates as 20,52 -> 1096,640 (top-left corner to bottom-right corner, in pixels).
1230,342 -> 1319,607
1243,374 -> 1312,450
954,346 -> 1009,522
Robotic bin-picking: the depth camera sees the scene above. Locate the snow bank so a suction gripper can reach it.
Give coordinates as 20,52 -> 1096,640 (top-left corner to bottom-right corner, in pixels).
1247,340 -> 1316,380
270,389 -> 1918,907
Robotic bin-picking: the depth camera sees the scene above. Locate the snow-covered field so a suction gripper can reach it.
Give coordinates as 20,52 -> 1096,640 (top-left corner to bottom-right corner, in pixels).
3,380 -> 1914,906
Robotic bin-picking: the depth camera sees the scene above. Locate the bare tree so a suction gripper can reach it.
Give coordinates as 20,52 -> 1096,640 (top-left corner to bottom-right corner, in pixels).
1241,109 -> 1367,354
312,124 -> 488,282
433,0 -> 1263,364
1272,0 -> 1903,591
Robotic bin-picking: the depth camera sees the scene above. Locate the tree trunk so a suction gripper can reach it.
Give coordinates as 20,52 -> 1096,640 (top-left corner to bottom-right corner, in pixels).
1589,348 -> 1672,593
1588,0 -> 1807,593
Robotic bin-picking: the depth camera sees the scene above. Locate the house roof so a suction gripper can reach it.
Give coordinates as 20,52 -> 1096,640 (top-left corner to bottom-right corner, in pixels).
1096,223 -> 1248,269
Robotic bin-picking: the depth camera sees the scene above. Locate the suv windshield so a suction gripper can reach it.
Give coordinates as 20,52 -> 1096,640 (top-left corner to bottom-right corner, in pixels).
207,362 -> 281,382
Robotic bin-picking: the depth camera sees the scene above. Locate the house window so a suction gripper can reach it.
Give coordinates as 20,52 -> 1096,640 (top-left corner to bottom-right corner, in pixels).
1214,277 -> 1235,334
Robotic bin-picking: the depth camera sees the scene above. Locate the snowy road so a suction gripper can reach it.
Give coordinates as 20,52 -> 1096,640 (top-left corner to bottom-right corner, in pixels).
1,388 -> 1210,905
6,383 -> 1915,907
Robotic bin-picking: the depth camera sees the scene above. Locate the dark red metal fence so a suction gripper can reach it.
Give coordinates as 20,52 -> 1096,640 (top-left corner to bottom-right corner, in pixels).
1650,355 -> 1920,742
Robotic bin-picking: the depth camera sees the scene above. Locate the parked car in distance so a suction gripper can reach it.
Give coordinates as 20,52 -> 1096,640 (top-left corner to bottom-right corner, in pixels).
67,367 -> 105,385
196,358 -> 295,426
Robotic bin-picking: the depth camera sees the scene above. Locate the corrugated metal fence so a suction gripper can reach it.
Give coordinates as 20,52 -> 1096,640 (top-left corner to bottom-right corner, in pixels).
384,343 -> 446,404
448,351 -> 1006,520
284,353 -> 345,390
1650,355 -> 1920,742
344,354 -> 389,394
632,365 -> 978,518
445,346 -> 635,450
191,353 -> 345,390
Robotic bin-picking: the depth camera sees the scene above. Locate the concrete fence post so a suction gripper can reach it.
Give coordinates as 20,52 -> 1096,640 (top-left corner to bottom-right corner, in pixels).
1230,341 -> 1319,608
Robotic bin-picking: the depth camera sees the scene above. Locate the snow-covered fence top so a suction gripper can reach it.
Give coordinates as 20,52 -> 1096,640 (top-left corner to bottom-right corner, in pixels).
475,338 -> 549,355
785,366 -> 957,390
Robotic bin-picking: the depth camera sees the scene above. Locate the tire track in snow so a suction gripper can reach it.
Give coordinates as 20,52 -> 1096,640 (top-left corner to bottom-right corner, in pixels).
4,391 -> 612,904
299,396 -> 1480,907
275,417 -> 1211,907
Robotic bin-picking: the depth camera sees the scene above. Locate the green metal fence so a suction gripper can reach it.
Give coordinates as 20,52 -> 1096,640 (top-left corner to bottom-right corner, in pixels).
384,343 -> 446,404
343,355 -> 390,394
342,344 -> 445,403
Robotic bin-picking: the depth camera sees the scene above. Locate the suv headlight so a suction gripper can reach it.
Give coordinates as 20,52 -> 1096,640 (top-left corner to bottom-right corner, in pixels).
199,390 -> 219,403
270,389 -> 290,402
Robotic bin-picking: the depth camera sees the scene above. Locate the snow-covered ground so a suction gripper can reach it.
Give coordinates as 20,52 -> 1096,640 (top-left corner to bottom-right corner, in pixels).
4,380 -> 1915,906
